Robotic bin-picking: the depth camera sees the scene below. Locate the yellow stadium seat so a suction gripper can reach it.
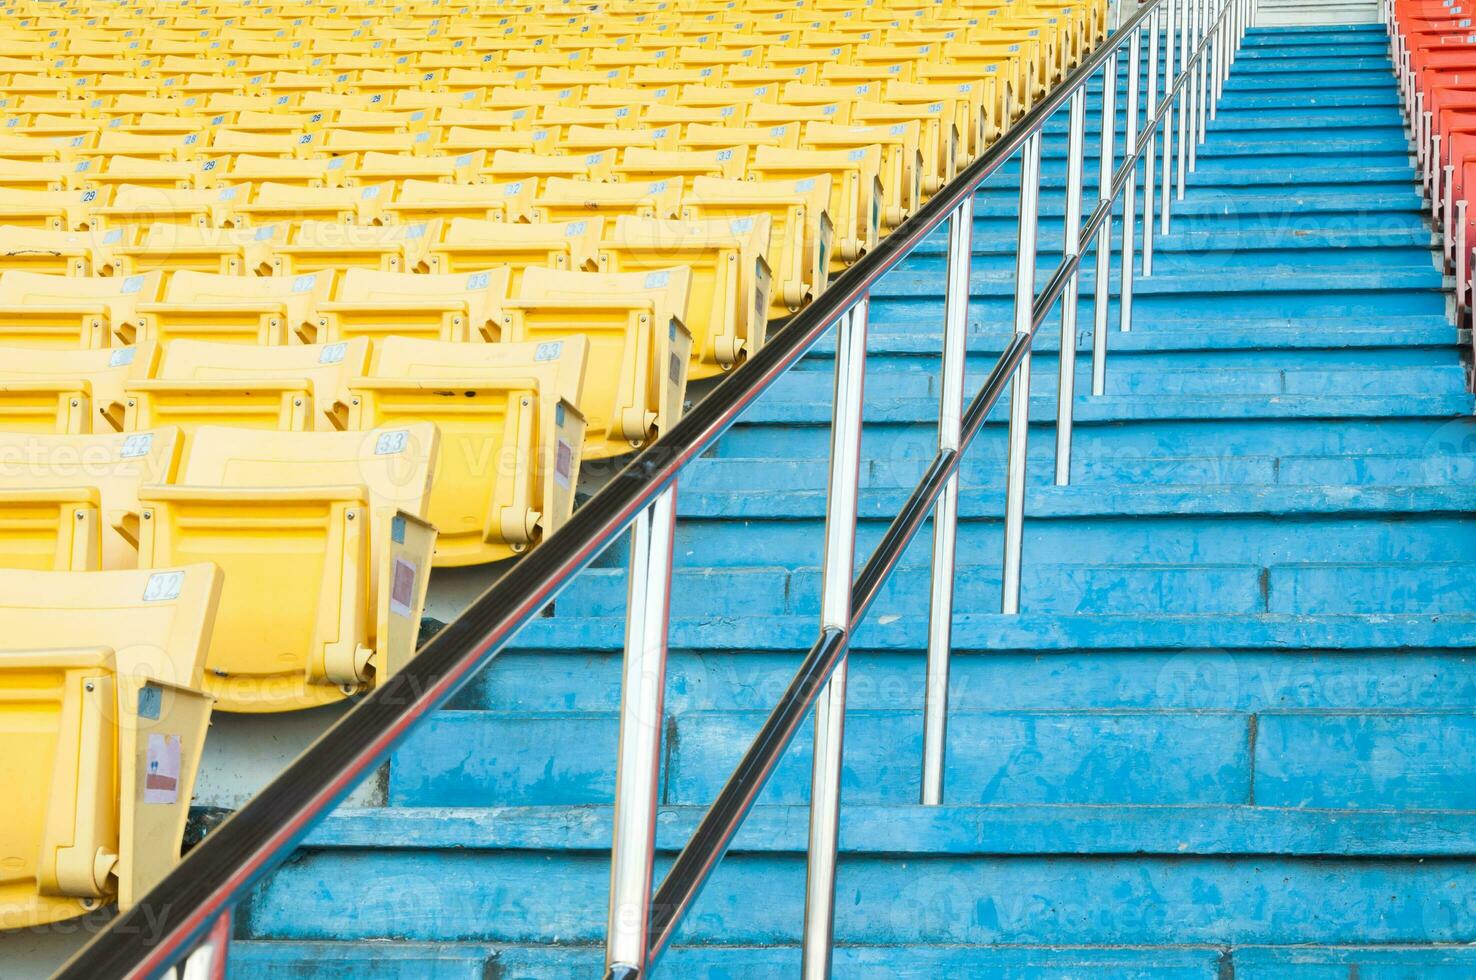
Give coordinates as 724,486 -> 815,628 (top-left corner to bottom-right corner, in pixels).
317,267 -> 508,344
886,79 -> 992,160
349,336 -> 586,564
684,174 -> 833,316
612,146 -> 747,194
91,184 -> 242,230
487,148 -> 614,184
0,224 -> 121,276
0,187 -> 98,231
381,177 -> 535,224
123,337 -> 369,432
78,154 -> 207,192
804,120 -> 921,229
750,144 -> 881,267
224,154 -> 347,189
852,99 -> 956,195
501,266 -> 691,458
421,217 -> 602,289
0,563 -> 217,929
0,426 -> 181,570
529,175 -> 681,224
137,424 -> 437,711
268,219 -> 439,275
347,149 -> 483,184
0,270 -> 162,349
599,214 -> 773,378
0,157 -> 77,192
230,181 -> 390,226
110,222 -> 284,277
133,270 -> 333,346
682,121 -> 801,152
0,344 -> 151,434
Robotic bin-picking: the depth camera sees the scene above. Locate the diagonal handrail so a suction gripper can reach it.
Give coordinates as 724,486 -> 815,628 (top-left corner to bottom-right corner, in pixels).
54,0 -> 1245,974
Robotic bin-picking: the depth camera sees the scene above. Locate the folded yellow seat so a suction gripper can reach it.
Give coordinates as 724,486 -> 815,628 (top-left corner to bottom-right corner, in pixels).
434,105 -> 537,131
973,25 -> 1062,93
110,222 -> 283,277
487,148 -> 614,184
330,106 -> 433,135
347,149 -> 484,185
350,69 -> 432,99
91,183 -> 243,230
0,186 -> 98,231
229,180 -> 390,227
268,218 -> 440,276
137,423 -> 437,711
422,218 -> 601,288
0,343 -> 150,433
528,175 -> 682,224
682,122 -> 801,154
348,336 -> 585,564
557,124 -> 666,154
749,144 -> 880,269
90,129 -> 197,163
539,105 -> 641,142
683,174 -> 832,319
639,103 -> 746,133
499,266 -> 690,459
133,269 -> 333,346
852,99 -> 957,196
316,267 -> 509,345
208,127 -> 309,161
115,111 -> 213,138
214,153 -> 343,191
924,42 -> 1028,121
678,82 -> 782,110
0,426 -> 181,570
222,110 -> 314,138
123,337 -> 368,432
77,153 -> 211,192
600,214 -> 773,378
0,563 -> 218,929
0,157 -> 78,192
0,224 -> 124,276
12,115 -> 103,143
0,132 -> 76,164
382,177 -> 535,224
804,121 -> 923,230
886,79 -> 994,163
437,124 -> 558,158
442,68 -> 538,97
0,269 -> 161,349
580,84 -> 675,111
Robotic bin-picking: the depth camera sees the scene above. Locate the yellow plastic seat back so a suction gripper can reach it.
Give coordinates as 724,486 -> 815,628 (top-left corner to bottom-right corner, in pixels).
318,264 -> 504,340
684,175 -> 833,316
600,214 -> 773,378
382,177 -> 535,224
529,175 -> 682,224
503,266 -> 692,458
92,184 -> 242,230
0,343 -> 152,434
750,143 -> 882,267
127,337 -> 370,433
0,427 -> 181,570
112,222 -> 284,277
135,269 -> 333,345
424,217 -> 602,285
268,219 -> 439,276
352,336 -> 587,565
138,424 -> 437,711
0,563 -> 218,929
0,224 -> 118,277
0,270 -> 163,349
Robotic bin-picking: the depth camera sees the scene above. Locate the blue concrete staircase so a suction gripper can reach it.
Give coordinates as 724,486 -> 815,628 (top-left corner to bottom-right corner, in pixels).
230,24 -> 1476,978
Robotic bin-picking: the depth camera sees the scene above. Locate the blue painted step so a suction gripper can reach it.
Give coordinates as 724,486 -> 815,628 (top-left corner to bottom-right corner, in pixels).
229,24 -> 1476,978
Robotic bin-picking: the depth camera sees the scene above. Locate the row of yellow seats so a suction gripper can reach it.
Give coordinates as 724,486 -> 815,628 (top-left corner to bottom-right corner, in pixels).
0,265 -> 689,459
0,422 -> 440,712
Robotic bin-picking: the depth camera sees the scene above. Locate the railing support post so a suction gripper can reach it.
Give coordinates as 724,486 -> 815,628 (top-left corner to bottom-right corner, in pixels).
1177,0 -> 1190,199
180,908 -> 232,980
1161,0 -> 1177,235
1001,131 -> 1042,615
604,483 -> 679,980
1142,6 -> 1161,276
800,296 -> 869,980
1091,51 -> 1118,396
920,196 -> 974,806
1054,87 -> 1088,487
1120,23 -> 1143,333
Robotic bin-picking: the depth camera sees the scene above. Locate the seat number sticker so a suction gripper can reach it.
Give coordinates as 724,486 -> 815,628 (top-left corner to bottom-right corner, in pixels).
554,439 -> 573,489
144,734 -> 181,804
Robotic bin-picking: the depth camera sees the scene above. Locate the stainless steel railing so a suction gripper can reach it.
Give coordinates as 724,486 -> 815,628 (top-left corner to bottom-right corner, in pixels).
56,0 -> 1250,975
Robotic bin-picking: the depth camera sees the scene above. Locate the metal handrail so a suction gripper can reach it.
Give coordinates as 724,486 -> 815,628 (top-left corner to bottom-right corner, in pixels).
55,0 -> 1248,974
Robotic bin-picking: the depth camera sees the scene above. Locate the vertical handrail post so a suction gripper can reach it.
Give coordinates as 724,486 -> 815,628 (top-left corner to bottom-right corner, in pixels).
800,296 -> 870,980
1119,23 -> 1143,333
1054,86 -> 1088,486
1001,131 -> 1042,614
1091,51 -> 1118,396
605,483 -> 679,980
1142,6 -> 1161,276
920,196 -> 974,806
179,908 -> 233,980
1177,0 -> 1190,199
1161,0 -> 1177,235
